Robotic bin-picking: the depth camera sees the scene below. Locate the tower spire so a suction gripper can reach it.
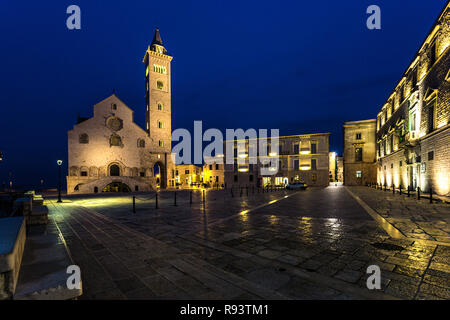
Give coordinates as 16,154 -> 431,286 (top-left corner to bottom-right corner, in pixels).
150,28 -> 167,54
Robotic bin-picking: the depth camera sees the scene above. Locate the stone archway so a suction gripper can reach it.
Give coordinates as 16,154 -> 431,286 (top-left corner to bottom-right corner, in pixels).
153,161 -> 166,189
102,182 -> 131,192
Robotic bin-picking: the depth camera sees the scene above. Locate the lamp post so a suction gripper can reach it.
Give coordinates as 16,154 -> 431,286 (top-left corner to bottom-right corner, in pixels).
57,160 -> 63,203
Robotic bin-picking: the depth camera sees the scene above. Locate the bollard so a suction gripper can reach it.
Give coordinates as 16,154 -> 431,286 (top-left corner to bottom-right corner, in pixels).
399,185 -> 402,195
203,189 -> 206,204
240,187 -> 243,197
190,190 -> 193,205
155,193 -> 159,209
430,186 -> 433,203
392,184 -> 395,194
133,196 -> 136,213
174,191 -> 177,206
417,187 -> 420,200
246,186 -> 249,196
407,185 -> 410,197
384,183 -> 386,191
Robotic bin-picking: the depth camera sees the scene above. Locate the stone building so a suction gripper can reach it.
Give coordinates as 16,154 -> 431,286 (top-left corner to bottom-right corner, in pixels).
336,156 -> 344,182
224,133 -> 330,188
376,4 -> 450,196
202,158 -> 225,188
329,152 -> 337,182
175,164 -> 202,188
67,29 -> 175,194
343,119 -> 377,186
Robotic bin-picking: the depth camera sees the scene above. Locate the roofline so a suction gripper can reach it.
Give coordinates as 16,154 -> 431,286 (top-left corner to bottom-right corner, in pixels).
377,2 -> 449,110
343,119 -> 377,126
224,132 -> 331,142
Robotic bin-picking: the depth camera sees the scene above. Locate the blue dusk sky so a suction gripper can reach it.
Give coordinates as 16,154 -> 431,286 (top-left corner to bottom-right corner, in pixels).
0,0 -> 447,188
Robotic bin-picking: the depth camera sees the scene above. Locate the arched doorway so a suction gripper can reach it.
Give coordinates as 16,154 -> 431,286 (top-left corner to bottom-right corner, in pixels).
103,182 -> 131,192
110,164 -> 120,176
153,162 -> 166,189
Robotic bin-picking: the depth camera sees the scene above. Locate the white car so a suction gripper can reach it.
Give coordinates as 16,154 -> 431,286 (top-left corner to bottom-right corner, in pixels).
286,182 -> 307,190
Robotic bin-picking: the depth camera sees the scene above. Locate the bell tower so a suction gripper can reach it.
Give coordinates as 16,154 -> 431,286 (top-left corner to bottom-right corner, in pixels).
143,28 -> 173,154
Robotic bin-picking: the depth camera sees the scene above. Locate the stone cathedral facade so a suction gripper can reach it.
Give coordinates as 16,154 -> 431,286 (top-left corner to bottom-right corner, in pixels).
67,29 -> 175,194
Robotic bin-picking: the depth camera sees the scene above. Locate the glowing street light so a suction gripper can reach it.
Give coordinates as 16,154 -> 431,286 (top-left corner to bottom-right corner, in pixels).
57,160 -> 63,203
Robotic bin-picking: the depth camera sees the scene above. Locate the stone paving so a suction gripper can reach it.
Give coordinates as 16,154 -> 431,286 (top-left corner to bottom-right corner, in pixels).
45,186 -> 450,300
347,186 -> 450,243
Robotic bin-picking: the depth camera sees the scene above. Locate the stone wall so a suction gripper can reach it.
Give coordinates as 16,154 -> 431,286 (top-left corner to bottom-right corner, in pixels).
343,119 -> 377,185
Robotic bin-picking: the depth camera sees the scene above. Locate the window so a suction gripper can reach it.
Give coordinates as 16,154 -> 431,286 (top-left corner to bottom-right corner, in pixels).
355,148 -> 363,162
427,101 -> 435,133
137,139 -> 145,148
311,143 -> 317,154
110,134 -> 122,147
356,133 -> 362,140
399,85 -> 404,103
234,175 -> 238,182
293,144 -> 299,154
184,170 -> 189,174
249,175 -> 254,182
312,174 -> 317,181
234,163 -> 238,172
294,159 -> 299,170
158,140 -> 164,147
412,67 -> 417,88
140,172 -> 145,177
157,81 -> 164,89
428,151 -> 434,161
249,164 -> 253,172
311,159 -> 317,170
158,121 -> 164,129
79,133 -> 89,144
157,103 -> 163,110
209,165 -> 212,170
429,41 -> 436,67
400,161 -> 402,167
391,163 -> 393,169
81,171 -> 88,177
215,164 -> 219,170
215,176 -> 219,182
153,64 -> 167,74
112,103 -> 117,110
356,171 -> 362,178
110,165 -> 120,176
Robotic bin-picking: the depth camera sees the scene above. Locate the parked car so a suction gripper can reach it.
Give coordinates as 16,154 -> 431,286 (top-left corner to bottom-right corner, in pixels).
286,182 -> 307,190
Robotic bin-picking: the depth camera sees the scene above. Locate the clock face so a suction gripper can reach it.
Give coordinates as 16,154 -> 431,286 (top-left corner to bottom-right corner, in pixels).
106,116 -> 123,131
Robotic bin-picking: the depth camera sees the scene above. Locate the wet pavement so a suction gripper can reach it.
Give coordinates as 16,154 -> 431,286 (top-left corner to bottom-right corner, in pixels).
45,185 -> 450,299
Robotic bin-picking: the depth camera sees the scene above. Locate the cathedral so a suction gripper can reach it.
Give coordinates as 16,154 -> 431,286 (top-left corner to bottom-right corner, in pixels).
67,29 -> 175,194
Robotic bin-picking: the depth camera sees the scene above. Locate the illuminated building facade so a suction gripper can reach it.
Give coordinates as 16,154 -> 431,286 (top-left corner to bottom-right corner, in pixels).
202,159 -> 225,188
174,164 -> 202,188
376,4 -> 450,196
224,133 -> 330,188
67,29 -> 175,194
343,119 -> 377,186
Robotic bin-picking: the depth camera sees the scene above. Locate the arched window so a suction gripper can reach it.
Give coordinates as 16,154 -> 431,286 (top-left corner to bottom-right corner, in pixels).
137,139 -> 145,148
157,103 -> 163,111
79,133 -> 89,144
158,140 -> 164,147
157,81 -> 164,89
110,134 -> 122,147
158,121 -> 164,129
110,164 -> 120,176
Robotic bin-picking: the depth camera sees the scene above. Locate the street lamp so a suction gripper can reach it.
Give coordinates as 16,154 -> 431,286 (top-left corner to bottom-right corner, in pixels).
57,160 -> 63,203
